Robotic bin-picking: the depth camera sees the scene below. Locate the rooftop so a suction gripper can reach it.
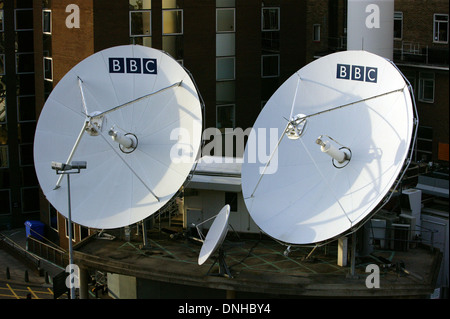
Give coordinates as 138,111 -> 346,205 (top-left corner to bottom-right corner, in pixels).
72,226 -> 441,298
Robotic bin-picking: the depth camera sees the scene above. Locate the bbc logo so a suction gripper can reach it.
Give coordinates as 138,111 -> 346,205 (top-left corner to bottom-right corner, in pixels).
109,57 -> 157,74
336,64 -> 377,83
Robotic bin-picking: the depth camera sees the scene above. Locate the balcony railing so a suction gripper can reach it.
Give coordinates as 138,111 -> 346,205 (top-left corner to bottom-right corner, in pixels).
394,41 -> 449,67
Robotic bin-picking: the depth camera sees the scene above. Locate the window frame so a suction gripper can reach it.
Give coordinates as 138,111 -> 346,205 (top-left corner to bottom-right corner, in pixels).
42,9 -> 52,35
17,94 -> 36,122
49,204 -> 58,231
418,72 -> 435,103
216,56 -> 236,81
0,145 -> 9,169
261,54 -> 280,78
14,8 -> 34,32
162,9 -> 183,35
216,8 -> 235,33
216,33 -> 235,57
19,142 -> 34,167
65,218 -> 77,242
394,11 -> 403,40
216,103 -> 236,129
261,7 -> 280,32
129,10 -> 152,37
313,24 -> 321,42
43,57 -> 53,82
15,52 -> 35,74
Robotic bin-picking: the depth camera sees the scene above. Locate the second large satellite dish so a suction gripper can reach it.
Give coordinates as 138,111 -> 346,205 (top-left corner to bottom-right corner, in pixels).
34,45 -> 203,229
242,50 -> 416,245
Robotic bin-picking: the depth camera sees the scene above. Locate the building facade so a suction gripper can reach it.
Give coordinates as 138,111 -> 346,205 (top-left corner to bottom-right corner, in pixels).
1,0 -> 41,230
393,0 -> 449,163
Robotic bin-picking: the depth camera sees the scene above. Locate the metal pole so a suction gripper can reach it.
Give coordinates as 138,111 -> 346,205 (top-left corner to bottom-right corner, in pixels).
350,232 -> 357,278
142,220 -> 149,248
67,173 -> 75,299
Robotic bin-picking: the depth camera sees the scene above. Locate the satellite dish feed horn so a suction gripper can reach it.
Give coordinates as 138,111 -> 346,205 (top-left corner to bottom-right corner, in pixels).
316,135 -> 351,168
109,130 -> 138,153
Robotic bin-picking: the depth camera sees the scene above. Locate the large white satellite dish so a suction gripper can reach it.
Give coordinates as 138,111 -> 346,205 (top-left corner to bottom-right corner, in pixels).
198,205 -> 231,266
242,50 -> 417,245
34,45 -> 203,229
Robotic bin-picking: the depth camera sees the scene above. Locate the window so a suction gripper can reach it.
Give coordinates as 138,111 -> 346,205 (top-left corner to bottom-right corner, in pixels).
17,122 -> 36,144
16,30 -> 34,52
43,10 -> 52,34
262,7 -> 280,71
418,72 -> 434,103
162,2 -> 184,62
434,14 -> 448,43
216,81 -> 235,104
16,53 -> 34,74
162,36 -> 183,61
17,74 -> 35,96
216,104 -> 235,129
15,9 -> 33,31
130,9 -> 152,47
65,218 -> 76,241
131,36 -> 152,47
216,57 -> 235,81
313,24 -> 321,42
81,226 -> 89,240
130,10 -> 151,36
262,30 -> 279,53
262,54 -> 279,78
44,57 -> 53,81
162,0 -> 181,8
163,9 -> 183,35
416,126 -> 433,162
216,8 -> 235,32
216,0 -> 235,7
216,1 -> 236,132
262,7 -> 280,31
216,33 -> 235,56
21,165 -> 38,187
394,12 -> 403,40
225,192 -> 238,212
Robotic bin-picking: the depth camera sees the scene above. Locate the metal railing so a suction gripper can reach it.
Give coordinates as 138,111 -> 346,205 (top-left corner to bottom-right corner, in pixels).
26,236 -> 67,268
368,223 -> 439,251
0,232 -> 41,270
394,41 -> 449,66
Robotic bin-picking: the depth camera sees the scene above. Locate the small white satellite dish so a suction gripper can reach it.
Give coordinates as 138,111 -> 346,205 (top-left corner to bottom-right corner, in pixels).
242,50 -> 416,245
198,205 -> 231,266
34,45 -> 203,229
